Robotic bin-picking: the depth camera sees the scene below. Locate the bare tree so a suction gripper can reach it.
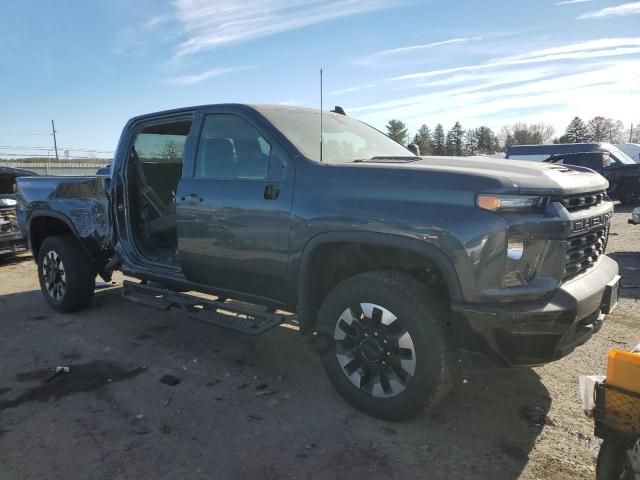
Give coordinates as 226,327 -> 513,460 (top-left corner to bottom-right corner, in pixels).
624,123 -> 640,143
161,141 -> 183,162
587,116 -> 625,143
500,122 -> 554,147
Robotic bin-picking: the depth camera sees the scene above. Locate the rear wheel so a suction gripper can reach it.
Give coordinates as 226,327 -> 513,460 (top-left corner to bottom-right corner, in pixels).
596,440 -> 630,480
619,190 -> 640,206
37,235 -> 96,313
618,181 -> 640,205
317,271 -> 454,421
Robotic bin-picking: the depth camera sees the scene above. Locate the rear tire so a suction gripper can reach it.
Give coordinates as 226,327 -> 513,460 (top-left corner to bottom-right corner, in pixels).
317,270 -> 454,421
37,235 -> 96,313
619,191 -> 640,206
618,181 -> 640,206
596,440 -> 629,480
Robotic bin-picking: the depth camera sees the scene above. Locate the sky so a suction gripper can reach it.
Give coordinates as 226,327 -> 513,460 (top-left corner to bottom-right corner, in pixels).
1,0 -> 639,158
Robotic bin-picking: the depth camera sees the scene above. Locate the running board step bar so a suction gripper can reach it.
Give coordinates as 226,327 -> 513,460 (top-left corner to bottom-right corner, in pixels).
122,280 -> 284,335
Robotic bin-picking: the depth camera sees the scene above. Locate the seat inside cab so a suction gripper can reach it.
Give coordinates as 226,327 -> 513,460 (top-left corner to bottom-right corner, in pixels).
127,119 -> 191,265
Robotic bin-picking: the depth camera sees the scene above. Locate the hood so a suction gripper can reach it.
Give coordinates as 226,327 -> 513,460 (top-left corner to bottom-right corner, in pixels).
0,194 -> 17,207
391,156 -> 609,196
608,162 -> 640,172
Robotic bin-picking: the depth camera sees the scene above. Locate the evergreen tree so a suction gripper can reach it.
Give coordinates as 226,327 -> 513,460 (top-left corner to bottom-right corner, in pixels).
412,124 -> 432,155
463,128 -> 479,156
587,116 -> 610,142
445,122 -> 464,156
386,119 -> 408,145
475,126 -> 497,154
564,117 -> 588,143
432,124 -> 446,155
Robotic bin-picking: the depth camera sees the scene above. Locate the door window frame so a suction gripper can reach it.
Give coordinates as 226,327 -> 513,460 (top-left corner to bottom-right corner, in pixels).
185,108 -> 290,183
117,112 -> 195,266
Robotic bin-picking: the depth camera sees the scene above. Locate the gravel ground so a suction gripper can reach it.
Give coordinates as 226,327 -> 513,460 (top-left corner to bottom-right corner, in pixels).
0,208 -> 638,480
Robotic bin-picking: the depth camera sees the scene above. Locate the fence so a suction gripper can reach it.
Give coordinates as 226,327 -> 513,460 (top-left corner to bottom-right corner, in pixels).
0,161 -> 109,176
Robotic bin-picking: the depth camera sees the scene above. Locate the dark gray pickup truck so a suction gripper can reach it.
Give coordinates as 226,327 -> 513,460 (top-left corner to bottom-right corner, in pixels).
16,104 -> 621,420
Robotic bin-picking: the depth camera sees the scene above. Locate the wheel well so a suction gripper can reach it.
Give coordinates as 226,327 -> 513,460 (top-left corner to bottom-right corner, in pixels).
30,216 -> 74,258
299,242 -> 450,333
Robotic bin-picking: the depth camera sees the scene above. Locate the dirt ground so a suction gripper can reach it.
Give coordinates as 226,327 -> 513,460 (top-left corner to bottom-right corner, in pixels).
0,208 -> 638,480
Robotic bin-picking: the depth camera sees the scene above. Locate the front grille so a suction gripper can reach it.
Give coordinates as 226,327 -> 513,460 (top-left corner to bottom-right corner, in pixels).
561,190 -> 606,212
564,224 -> 609,280
0,207 -> 18,234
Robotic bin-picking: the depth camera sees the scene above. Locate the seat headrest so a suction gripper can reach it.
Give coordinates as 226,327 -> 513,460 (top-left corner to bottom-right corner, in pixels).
199,138 -> 235,177
202,138 -> 234,159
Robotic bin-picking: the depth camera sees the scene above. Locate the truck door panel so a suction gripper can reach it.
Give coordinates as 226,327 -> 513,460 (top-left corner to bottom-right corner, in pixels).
176,112 -> 293,302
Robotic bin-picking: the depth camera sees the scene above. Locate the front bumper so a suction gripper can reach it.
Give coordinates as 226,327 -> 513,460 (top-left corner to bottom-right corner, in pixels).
0,231 -> 27,255
451,255 -> 619,367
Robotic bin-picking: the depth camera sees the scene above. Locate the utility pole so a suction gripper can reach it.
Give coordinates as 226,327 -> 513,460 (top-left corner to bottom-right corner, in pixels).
630,123 -> 634,143
51,120 -> 59,162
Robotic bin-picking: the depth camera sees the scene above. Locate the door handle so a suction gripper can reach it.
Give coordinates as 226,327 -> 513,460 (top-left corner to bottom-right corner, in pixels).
264,184 -> 280,200
183,193 -> 202,205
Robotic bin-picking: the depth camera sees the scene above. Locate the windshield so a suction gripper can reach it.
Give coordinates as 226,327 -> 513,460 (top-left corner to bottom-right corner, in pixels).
258,108 -> 413,163
603,143 -> 636,165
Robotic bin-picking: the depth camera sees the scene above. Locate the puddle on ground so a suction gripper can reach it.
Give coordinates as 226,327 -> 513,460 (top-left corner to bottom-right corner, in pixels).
0,361 -> 145,412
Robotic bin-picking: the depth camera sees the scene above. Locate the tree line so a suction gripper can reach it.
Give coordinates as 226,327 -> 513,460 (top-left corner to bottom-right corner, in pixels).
386,120 -> 500,156
386,115 -> 638,156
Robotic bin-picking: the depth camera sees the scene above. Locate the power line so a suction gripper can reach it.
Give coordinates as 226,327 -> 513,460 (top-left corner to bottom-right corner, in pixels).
0,146 -> 114,153
0,153 -> 110,160
0,133 -> 50,137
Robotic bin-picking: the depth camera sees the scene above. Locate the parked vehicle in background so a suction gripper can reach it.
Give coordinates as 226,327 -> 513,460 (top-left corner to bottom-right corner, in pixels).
506,143 -> 637,165
543,152 -> 640,205
0,167 -> 37,256
616,143 -> 640,163
96,164 -> 111,176
16,104 -> 621,420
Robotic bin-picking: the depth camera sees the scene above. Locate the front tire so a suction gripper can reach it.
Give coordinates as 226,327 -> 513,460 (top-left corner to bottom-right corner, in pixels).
37,235 -> 96,313
317,271 -> 454,421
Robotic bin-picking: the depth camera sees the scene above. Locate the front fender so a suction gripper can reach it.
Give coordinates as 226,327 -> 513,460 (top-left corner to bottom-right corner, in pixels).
294,230 -> 464,331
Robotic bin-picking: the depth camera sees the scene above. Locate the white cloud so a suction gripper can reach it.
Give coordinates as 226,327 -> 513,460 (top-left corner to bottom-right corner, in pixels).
330,83 -> 376,94
387,37 -> 640,81
348,58 -> 640,135
556,0 -> 594,5
164,65 -> 255,85
170,0 -> 392,56
355,36 -> 482,66
579,1 -> 640,18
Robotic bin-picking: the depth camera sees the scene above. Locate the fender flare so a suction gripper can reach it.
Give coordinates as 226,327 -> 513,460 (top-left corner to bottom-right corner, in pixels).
28,211 -> 95,262
295,231 -> 464,329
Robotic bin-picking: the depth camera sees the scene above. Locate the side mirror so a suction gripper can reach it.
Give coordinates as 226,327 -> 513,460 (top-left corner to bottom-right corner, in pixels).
407,143 -> 420,155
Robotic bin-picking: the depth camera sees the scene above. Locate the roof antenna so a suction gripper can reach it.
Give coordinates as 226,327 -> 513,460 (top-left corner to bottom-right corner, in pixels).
320,68 -> 323,163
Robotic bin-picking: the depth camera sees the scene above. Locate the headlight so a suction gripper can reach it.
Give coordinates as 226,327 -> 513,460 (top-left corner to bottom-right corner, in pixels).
477,194 -> 547,212
504,237 -> 551,288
